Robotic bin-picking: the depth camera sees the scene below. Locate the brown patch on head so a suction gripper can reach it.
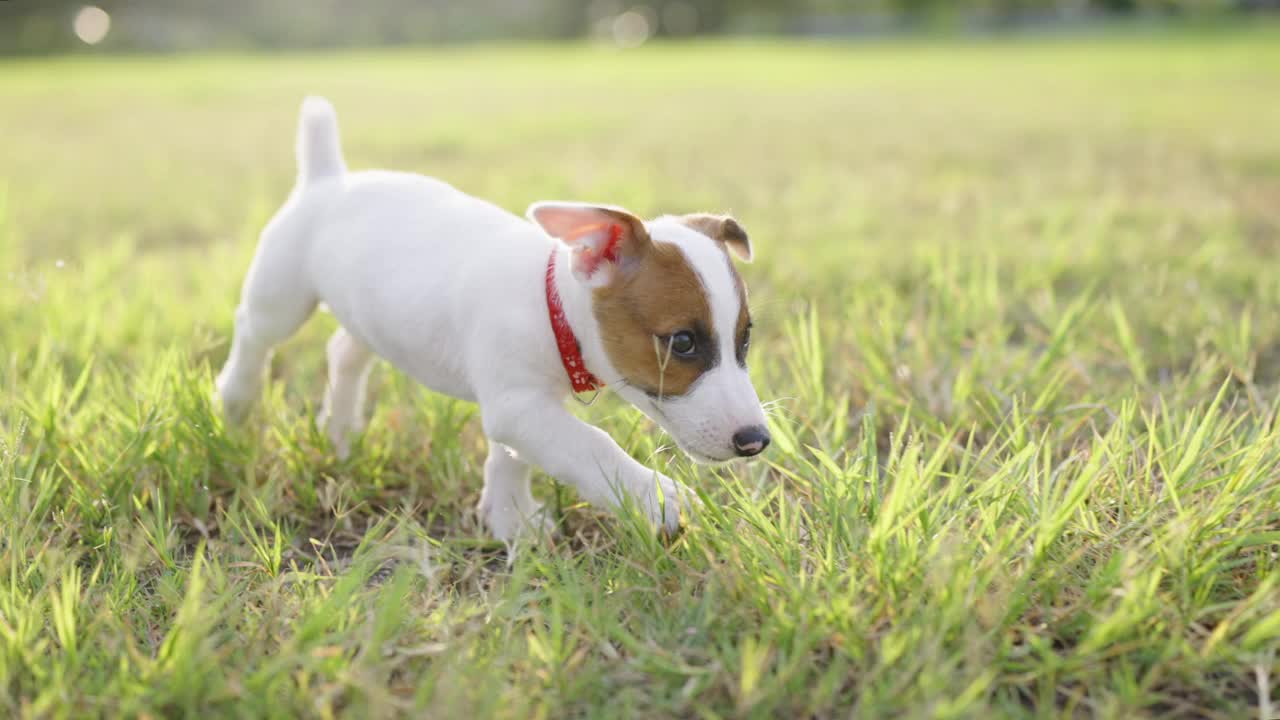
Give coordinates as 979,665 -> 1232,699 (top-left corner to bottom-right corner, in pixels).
592,239 -> 715,398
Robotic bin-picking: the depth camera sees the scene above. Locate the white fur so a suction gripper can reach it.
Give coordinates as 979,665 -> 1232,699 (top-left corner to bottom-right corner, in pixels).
215,97 -> 766,541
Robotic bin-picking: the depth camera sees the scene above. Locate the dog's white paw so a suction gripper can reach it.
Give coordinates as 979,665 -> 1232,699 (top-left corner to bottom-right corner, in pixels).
480,500 -> 556,543
638,473 -> 699,536
331,434 -> 352,461
318,408 -> 359,460
214,370 -> 256,424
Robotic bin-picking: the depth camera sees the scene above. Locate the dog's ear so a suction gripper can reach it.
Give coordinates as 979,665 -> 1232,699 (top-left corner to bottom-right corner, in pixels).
527,202 -> 650,288
680,213 -> 752,263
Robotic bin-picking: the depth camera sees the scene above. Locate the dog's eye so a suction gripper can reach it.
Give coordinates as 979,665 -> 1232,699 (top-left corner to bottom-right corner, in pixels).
737,323 -> 752,362
668,331 -> 697,358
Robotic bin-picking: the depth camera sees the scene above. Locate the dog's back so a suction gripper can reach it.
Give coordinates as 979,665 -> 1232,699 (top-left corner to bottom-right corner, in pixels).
226,97 -> 556,403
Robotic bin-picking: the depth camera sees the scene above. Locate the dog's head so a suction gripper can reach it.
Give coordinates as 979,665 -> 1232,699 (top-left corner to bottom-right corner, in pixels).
529,202 -> 769,463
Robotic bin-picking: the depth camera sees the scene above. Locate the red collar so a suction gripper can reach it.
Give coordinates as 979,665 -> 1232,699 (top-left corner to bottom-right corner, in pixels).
545,250 -> 603,393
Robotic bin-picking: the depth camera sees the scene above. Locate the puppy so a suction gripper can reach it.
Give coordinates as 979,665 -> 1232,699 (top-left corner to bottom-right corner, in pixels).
216,97 -> 770,540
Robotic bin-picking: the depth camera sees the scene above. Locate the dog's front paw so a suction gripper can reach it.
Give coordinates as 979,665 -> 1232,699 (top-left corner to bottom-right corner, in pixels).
637,473 -> 699,536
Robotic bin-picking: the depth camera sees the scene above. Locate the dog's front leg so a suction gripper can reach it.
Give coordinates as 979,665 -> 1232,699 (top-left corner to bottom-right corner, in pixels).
481,391 -> 696,535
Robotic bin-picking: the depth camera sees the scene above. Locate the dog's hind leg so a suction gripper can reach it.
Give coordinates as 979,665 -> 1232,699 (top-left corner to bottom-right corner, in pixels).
319,327 -> 375,459
215,216 -> 317,421
217,97 -> 345,424
478,443 -> 554,542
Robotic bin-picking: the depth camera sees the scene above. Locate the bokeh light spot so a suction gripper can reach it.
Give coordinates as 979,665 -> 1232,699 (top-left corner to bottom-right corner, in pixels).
73,6 -> 111,46
612,10 -> 651,48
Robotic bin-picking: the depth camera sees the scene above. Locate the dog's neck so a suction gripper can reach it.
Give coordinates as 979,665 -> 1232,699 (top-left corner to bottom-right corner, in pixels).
549,245 -> 614,389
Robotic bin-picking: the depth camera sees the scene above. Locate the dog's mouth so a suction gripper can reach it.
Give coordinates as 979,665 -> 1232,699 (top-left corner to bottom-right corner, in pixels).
641,399 -> 742,465
682,446 -> 734,464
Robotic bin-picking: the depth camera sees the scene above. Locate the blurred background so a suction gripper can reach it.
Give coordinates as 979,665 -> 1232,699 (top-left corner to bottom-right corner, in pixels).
3,3 -> 1280,717
2,0 -> 1279,54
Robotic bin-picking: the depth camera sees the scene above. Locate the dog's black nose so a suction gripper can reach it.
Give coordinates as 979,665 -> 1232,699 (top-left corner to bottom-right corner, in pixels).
732,426 -> 771,457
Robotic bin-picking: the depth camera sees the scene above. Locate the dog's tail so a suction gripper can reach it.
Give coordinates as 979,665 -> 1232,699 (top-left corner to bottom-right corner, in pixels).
296,96 -> 346,187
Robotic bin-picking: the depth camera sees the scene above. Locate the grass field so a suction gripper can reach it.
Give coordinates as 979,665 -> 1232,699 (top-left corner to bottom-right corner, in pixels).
3,26 -> 1280,718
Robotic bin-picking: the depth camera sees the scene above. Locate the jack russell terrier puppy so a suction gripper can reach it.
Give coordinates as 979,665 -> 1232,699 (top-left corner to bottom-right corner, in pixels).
216,97 -> 770,540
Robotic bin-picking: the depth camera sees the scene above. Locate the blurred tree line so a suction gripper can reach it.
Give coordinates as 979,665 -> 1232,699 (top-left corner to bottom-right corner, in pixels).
1,0 -> 1276,54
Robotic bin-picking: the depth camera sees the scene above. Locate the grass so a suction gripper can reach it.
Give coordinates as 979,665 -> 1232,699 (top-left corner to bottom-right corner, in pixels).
2,26 -> 1280,718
